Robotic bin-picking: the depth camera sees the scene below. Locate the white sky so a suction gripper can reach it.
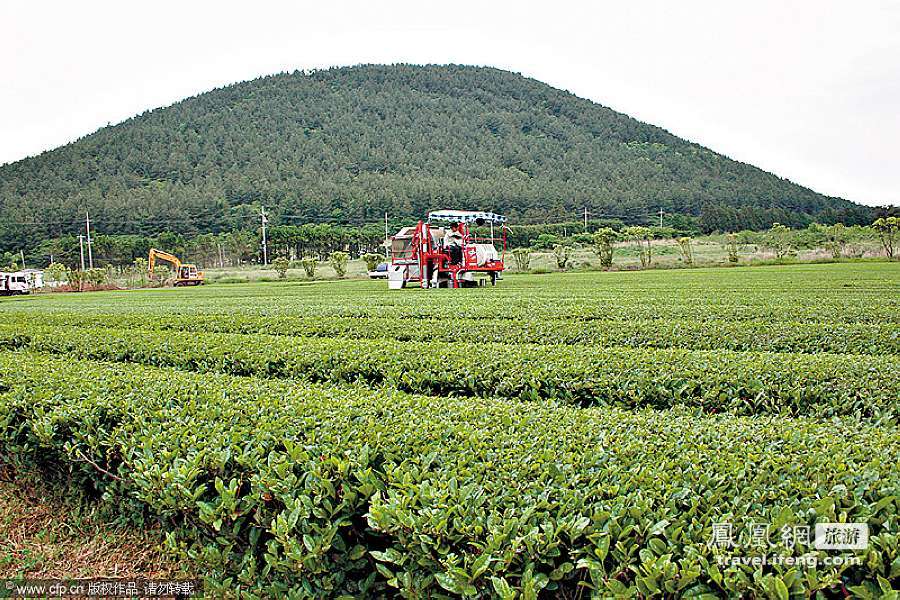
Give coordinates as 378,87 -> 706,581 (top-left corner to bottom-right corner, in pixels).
2,0 -> 898,206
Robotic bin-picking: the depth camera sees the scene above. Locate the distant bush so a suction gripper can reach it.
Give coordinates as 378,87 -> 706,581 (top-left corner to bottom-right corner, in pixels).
552,244 -> 572,270
272,257 -> 290,279
361,253 -> 382,272
676,237 -> 693,265
300,258 -> 318,279
329,251 -> 349,278
624,226 -> 653,267
592,228 -> 618,270
511,248 -> 531,272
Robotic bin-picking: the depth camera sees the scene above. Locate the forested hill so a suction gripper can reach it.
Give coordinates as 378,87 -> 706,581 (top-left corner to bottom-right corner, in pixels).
0,64 -> 873,253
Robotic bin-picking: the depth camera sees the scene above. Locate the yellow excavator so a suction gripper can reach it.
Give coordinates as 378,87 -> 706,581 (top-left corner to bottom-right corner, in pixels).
148,248 -> 204,286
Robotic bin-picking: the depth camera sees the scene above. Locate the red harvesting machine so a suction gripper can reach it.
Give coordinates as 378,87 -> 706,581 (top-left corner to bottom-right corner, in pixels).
387,210 -> 508,289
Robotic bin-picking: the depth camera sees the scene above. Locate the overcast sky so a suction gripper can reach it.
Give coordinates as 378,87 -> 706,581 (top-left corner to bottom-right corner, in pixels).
2,0 -> 898,206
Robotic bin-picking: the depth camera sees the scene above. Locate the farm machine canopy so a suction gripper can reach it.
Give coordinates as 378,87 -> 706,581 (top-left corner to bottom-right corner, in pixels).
388,210 -> 508,289
427,210 -> 508,225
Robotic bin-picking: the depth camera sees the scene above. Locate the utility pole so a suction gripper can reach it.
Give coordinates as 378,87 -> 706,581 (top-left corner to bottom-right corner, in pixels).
78,235 -> 86,271
85,211 -> 94,269
260,207 -> 268,266
584,207 -> 589,231
384,212 -> 389,256
658,208 -> 664,228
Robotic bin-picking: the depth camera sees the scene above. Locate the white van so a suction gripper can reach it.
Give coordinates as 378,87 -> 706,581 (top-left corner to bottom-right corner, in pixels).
0,270 -> 43,295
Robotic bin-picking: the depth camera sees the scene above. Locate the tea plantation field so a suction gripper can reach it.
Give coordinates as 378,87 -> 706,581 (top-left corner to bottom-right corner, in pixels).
1,263 -> 898,598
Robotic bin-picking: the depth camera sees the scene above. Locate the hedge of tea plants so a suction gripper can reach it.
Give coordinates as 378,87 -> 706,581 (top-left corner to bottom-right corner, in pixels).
1,263 -> 898,597
5,312 -> 897,354
1,323 -> 897,421
1,351 -> 898,599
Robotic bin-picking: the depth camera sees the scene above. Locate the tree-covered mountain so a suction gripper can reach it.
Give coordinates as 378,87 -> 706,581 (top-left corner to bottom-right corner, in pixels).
0,64 -> 873,254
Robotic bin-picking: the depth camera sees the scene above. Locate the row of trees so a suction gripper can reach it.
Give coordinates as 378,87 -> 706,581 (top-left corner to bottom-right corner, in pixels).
23,224 -> 386,271
18,217 -> 898,274
270,250 -> 364,280
508,218 -> 898,272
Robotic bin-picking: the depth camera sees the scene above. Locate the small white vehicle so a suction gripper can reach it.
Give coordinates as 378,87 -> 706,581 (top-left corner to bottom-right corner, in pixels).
0,270 -> 44,296
368,262 -> 389,279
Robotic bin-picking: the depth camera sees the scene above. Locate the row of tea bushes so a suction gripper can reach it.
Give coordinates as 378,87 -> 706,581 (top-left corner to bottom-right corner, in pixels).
0,351 -> 897,598
5,312 -> 897,355
1,324 -> 897,422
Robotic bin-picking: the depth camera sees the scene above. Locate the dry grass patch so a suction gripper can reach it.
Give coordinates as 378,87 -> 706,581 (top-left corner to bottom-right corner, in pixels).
0,468 -> 186,579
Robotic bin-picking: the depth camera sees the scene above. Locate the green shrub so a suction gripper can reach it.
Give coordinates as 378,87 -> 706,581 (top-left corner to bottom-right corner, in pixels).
3,323 -> 896,421
7,311 -> 896,355
872,216 -> 898,258
766,223 -> 793,259
361,253 -> 382,272
45,262 -> 67,286
592,227 -> 618,269
511,248 -> 531,272
1,352 -> 896,598
677,236 -> 693,265
725,233 -> 740,263
330,251 -> 349,278
624,226 -> 653,267
300,258 -> 318,279
552,244 -> 572,270
272,257 -> 290,279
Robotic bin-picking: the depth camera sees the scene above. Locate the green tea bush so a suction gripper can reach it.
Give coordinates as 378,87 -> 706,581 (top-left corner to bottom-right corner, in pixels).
1,352 -> 897,598
4,311 -> 898,355
3,324 -> 897,421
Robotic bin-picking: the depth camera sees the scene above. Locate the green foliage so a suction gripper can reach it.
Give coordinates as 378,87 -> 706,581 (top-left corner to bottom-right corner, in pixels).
1,262 -> 897,597
3,322 -> 897,419
300,257 -> 318,279
507,220 -> 628,248
329,251 -> 349,278
766,223 -> 793,259
132,257 -> 149,287
872,216 -> 898,258
151,264 -> 170,283
511,248 -> 531,272
0,352 -> 897,598
272,256 -> 290,279
552,243 -> 572,270
1,252 -> 19,271
0,66 -> 873,258
83,268 -> 108,288
531,234 -> 561,250
824,223 -> 848,258
361,253 -> 382,272
724,233 -> 740,263
44,262 -> 67,285
592,227 -> 618,269
624,226 -> 653,267
65,268 -> 85,291
676,236 -> 693,265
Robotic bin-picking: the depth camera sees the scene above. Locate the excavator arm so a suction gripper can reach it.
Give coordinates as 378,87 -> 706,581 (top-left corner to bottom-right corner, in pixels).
148,248 -> 182,274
